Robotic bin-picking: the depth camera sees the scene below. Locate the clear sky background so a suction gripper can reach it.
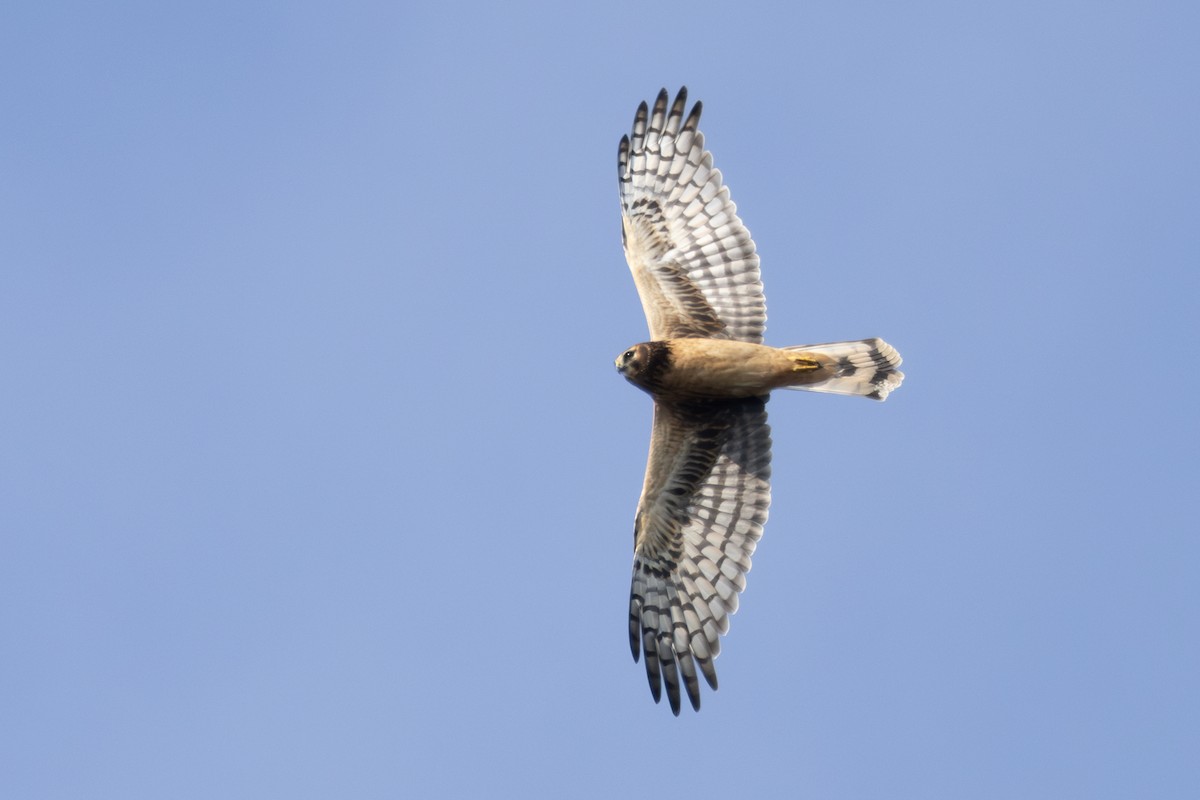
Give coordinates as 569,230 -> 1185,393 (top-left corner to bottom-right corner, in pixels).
3,2 -> 1198,798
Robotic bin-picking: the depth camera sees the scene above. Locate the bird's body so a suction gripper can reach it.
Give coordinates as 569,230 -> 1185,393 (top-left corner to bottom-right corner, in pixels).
614,87 -> 903,714
618,338 -> 903,400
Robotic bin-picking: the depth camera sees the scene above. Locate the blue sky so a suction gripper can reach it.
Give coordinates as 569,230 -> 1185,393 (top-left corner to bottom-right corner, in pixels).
3,1 -> 1198,797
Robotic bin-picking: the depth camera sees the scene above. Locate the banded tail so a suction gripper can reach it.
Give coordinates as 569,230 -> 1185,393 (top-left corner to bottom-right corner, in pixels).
781,338 -> 904,401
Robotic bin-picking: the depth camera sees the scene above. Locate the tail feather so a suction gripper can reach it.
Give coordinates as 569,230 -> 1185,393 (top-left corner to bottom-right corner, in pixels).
781,338 -> 904,401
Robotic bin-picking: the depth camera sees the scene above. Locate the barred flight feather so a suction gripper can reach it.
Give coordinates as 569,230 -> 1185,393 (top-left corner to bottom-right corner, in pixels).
619,88 -> 766,344
629,398 -> 770,714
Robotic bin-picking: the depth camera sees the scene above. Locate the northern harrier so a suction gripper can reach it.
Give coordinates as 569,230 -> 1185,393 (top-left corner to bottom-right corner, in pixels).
616,87 -> 903,714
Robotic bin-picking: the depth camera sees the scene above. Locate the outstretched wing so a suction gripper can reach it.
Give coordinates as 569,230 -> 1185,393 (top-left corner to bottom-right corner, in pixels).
618,87 -> 766,343
629,396 -> 772,714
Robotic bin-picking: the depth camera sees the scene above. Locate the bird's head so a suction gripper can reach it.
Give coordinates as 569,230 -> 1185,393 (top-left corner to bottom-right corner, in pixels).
615,343 -> 646,376
615,341 -> 670,392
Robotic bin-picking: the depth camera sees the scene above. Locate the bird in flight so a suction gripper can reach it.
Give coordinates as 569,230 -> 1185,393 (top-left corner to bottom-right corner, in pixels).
616,87 -> 904,714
